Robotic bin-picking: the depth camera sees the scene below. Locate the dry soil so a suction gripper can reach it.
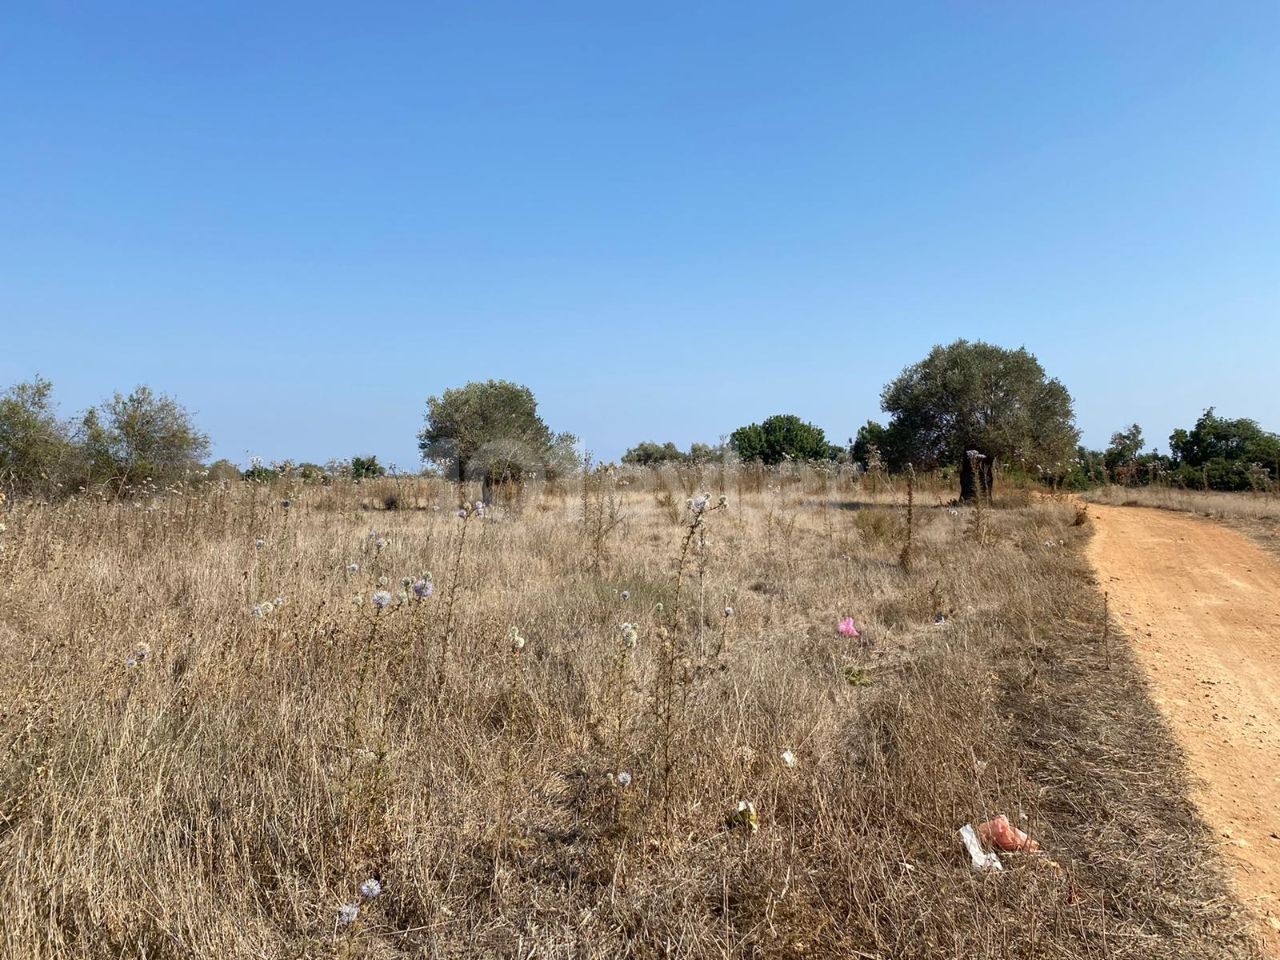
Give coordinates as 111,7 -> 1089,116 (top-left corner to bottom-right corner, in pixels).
1087,504 -> 1280,954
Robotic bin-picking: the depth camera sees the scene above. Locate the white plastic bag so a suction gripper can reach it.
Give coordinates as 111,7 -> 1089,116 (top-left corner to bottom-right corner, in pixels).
958,823 -> 1002,872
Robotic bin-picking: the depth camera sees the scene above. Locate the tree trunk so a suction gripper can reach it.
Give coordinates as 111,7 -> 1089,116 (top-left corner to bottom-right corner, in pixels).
959,455 -> 996,502
981,457 -> 995,500
960,456 -> 978,502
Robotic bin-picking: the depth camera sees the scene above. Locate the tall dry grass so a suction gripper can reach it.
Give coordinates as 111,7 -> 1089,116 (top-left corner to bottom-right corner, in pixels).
1084,484 -> 1280,557
0,471 -> 1259,958
1084,484 -> 1280,522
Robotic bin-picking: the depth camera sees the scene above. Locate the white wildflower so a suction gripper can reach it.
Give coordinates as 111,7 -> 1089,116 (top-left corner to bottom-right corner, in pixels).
620,622 -> 638,649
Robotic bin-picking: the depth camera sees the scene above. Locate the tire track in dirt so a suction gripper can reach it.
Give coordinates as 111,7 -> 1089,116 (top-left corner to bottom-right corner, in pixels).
1087,504 -> 1280,954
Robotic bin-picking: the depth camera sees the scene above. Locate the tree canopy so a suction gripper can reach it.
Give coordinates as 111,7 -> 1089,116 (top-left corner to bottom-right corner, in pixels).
1103,424 -> 1146,483
0,378 -> 76,497
880,340 -> 1078,499
80,386 -> 210,491
1168,408 -> 1280,490
350,455 -> 386,480
729,414 -> 834,464
622,441 -> 686,465
621,441 -> 724,465
851,420 -> 893,471
418,379 -> 575,484
1,379 -> 207,497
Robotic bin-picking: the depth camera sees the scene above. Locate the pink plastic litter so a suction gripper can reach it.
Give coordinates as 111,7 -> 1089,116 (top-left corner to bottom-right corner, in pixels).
976,815 -> 1041,853
837,617 -> 860,638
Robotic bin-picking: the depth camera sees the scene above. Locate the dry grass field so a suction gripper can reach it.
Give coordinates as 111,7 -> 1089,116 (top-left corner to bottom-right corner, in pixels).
0,468 -> 1262,958
1084,484 -> 1280,522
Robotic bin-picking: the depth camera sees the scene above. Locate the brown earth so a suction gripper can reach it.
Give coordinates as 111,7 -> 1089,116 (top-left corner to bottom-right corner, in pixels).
1087,503 -> 1280,954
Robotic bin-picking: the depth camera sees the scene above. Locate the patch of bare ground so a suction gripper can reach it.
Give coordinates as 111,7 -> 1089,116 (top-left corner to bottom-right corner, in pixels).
1087,503 -> 1280,955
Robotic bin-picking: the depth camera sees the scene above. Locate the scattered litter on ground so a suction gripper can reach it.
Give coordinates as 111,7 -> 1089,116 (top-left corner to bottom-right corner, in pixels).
726,800 -> 759,834
958,824 -> 1002,872
977,815 -> 1042,853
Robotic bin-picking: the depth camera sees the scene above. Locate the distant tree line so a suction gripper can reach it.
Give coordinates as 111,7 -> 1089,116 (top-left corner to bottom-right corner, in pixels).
1057,410 -> 1280,492
4,346 -> 1273,501
621,441 -> 725,465
229,455 -> 386,485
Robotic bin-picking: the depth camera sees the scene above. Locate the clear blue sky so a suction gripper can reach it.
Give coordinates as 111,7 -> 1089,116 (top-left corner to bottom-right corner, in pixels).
3,2 -> 1277,467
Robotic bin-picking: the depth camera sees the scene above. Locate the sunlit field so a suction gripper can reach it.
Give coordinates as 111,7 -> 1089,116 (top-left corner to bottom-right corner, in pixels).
1085,484 -> 1280,559
0,467 -> 1258,958
1084,483 -> 1280,522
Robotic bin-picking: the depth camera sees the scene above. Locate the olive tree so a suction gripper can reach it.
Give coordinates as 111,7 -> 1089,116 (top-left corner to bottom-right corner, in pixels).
880,340 -> 1078,500
418,379 -> 575,495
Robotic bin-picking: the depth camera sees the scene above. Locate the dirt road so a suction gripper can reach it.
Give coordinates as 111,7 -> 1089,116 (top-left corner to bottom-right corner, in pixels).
1087,504 -> 1280,953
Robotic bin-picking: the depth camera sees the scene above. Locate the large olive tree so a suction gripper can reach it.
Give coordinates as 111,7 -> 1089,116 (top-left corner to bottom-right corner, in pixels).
880,340 -> 1078,500
418,379 -> 575,493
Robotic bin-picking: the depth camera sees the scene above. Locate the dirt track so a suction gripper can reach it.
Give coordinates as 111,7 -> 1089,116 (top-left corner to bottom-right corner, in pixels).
1087,504 -> 1280,953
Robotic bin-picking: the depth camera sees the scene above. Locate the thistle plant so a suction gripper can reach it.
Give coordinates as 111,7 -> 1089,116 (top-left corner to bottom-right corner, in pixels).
336,585 -> 396,881
493,625 -> 526,887
581,459 -> 623,574
899,464 -> 916,572
611,622 -> 638,802
437,501 -> 475,687
713,602 -> 736,658
967,451 -> 989,544
652,491 -> 727,823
